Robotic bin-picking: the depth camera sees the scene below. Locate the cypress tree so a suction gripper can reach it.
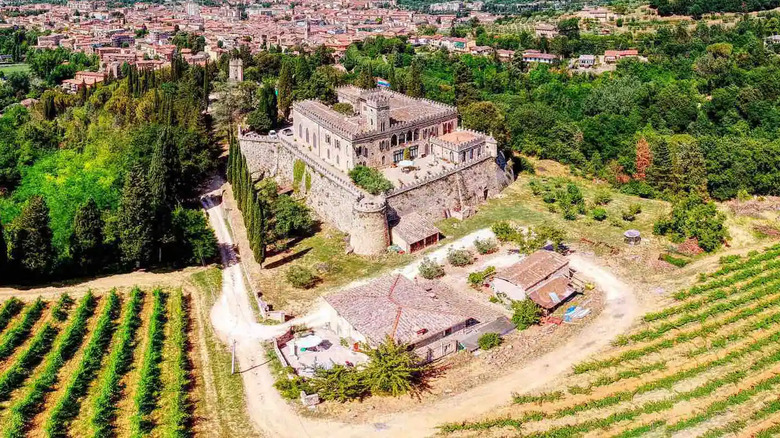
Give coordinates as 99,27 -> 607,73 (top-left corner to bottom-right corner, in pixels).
406,60 -> 424,98
252,196 -> 266,264
277,61 -> 294,121
0,220 -> 7,277
118,165 -> 155,268
9,196 -> 54,277
70,198 -> 105,273
148,126 -> 181,213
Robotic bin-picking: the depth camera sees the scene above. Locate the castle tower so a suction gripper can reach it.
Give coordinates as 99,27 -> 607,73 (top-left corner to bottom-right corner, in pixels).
351,195 -> 389,255
364,94 -> 390,132
228,58 -> 243,82
305,20 -> 311,42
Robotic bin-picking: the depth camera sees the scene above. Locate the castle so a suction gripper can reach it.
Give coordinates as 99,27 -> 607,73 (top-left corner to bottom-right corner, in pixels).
238,86 -> 511,255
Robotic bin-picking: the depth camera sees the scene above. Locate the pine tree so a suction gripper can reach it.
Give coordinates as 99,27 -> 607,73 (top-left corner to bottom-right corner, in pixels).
70,198 -> 104,273
9,196 -> 54,277
118,166 -> 155,268
635,137 -> 652,181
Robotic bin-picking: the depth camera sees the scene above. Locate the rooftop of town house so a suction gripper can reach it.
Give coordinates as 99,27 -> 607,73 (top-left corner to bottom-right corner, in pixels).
496,250 -> 569,290
324,274 -> 501,346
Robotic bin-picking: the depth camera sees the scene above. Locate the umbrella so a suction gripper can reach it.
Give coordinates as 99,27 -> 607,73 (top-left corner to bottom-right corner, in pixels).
397,160 -> 415,168
297,335 -> 324,349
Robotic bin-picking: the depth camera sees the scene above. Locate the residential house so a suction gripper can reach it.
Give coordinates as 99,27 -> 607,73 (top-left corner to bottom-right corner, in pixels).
492,250 -> 576,313
578,54 -> 596,68
323,274 -> 506,361
522,49 -> 559,65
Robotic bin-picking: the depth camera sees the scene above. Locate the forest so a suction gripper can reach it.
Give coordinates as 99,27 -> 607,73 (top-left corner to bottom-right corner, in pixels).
0,30 -> 221,284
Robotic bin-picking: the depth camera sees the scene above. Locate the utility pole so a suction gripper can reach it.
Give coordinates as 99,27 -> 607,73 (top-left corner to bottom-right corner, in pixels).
231,339 -> 236,374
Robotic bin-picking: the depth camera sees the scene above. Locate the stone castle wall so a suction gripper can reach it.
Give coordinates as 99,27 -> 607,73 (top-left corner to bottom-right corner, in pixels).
239,133 -> 360,236
239,131 -> 509,254
386,156 -> 508,222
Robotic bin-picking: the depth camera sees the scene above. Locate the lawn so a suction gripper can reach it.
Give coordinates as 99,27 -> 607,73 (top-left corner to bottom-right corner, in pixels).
0,63 -> 30,74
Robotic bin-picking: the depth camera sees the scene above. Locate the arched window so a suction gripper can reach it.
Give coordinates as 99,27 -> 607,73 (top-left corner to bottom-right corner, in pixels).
313,134 -> 317,148
306,128 -> 309,143
382,156 -> 385,165
298,124 -> 302,138
414,129 -> 419,141
391,134 -> 397,146
407,131 -> 412,142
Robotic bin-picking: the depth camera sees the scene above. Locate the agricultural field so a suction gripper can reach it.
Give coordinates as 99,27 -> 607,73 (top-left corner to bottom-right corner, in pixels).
0,63 -> 30,75
441,244 -> 780,437
0,287 -> 200,437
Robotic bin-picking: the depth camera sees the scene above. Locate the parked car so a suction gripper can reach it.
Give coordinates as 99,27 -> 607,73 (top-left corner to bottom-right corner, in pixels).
269,130 -> 278,139
281,128 -> 293,136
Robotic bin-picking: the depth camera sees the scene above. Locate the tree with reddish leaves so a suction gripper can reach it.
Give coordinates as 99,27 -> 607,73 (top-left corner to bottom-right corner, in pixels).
635,137 -> 652,181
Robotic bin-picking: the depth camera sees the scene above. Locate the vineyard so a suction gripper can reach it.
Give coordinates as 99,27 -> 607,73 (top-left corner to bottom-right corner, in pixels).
441,245 -> 780,437
0,287 -> 199,437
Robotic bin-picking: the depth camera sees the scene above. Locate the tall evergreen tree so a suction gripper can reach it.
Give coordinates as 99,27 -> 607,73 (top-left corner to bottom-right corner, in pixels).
356,64 -> 375,89
148,126 -> 181,212
277,61 -> 294,121
648,140 -> 675,194
118,165 -> 155,267
252,196 -> 266,264
0,220 -> 6,276
9,196 -> 54,277
454,61 -> 479,107
70,198 -> 104,273
406,60 -> 424,98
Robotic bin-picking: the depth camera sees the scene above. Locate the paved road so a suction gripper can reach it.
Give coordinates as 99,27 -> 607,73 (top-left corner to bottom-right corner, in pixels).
202,192 -> 643,438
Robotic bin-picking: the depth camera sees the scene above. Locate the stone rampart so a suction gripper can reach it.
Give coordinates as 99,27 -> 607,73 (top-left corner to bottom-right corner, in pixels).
386,156 -> 508,222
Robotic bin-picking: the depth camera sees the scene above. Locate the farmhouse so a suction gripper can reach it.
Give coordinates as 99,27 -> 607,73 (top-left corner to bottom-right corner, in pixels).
492,250 -> 576,313
323,274 -> 505,361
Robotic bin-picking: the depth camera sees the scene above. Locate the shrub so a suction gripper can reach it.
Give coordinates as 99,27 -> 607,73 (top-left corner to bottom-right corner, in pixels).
622,210 -> 636,222
474,237 -> 498,255
286,265 -> 319,289
492,221 -> 517,242
620,180 -> 655,198
511,300 -> 541,330
591,208 -> 607,221
349,165 -> 393,195
628,203 -> 642,215
447,248 -> 473,267
312,365 -> 367,402
418,258 -> 445,279
593,190 -> 612,205
478,333 -> 502,350
332,102 -> 354,116
661,253 -> 690,268
274,375 -> 314,400
467,266 -> 496,288
654,195 -> 727,252
362,337 -> 423,397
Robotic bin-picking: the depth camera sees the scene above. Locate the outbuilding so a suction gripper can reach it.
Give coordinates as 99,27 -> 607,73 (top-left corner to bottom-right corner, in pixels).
391,212 -> 440,254
492,250 -> 576,312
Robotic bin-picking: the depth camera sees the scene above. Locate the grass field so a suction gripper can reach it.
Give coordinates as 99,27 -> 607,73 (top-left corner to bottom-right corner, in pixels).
0,287 -> 200,437
0,64 -> 30,75
440,244 -> 780,437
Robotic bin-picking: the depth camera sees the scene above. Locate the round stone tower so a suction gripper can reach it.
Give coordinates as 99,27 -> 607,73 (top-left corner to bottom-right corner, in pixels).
350,195 -> 389,255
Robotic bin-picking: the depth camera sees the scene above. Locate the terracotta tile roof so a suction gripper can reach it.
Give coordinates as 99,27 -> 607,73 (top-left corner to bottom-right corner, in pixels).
528,276 -> 575,310
497,250 -> 569,290
393,212 -> 439,244
324,275 -> 499,346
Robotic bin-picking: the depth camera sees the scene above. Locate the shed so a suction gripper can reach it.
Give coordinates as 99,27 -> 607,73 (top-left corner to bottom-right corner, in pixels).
391,212 -> 440,253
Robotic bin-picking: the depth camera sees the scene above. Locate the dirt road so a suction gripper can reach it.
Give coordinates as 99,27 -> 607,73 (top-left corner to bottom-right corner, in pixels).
202,192 -> 643,438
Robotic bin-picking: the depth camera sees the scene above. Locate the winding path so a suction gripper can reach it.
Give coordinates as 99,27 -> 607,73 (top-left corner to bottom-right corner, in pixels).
202,192 -> 643,438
